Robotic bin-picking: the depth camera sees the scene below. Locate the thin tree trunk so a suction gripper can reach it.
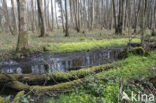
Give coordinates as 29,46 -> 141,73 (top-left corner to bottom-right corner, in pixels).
60,0 -> 65,32
141,0 -> 146,45
54,0 -> 59,29
112,0 -> 117,33
90,0 -> 94,30
11,0 -> 18,34
51,0 -> 54,31
37,0 -> 47,37
116,0 -> 124,34
65,0 -> 69,37
3,0 -> 14,35
152,0 -> 156,35
134,0 -> 141,33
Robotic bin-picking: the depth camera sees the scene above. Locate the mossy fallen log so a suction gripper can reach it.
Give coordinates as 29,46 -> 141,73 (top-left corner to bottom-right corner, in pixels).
0,62 -> 120,85
30,79 -> 83,93
0,71 -> 83,93
118,47 -> 149,59
12,91 -> 25,103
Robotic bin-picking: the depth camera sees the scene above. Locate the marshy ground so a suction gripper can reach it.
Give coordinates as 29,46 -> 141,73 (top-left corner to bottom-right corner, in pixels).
0,29 -> 156,103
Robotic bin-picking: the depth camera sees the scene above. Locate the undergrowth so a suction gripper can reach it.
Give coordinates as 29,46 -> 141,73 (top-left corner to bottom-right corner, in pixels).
46,50 -> 156,103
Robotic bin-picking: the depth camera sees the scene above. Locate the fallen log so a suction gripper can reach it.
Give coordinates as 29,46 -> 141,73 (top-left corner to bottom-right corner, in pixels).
0,62 -> 120,85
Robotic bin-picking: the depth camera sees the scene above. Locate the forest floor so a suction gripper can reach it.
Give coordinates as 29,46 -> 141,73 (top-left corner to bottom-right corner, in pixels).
45,50 -> 156,103
0,28 -> 150,60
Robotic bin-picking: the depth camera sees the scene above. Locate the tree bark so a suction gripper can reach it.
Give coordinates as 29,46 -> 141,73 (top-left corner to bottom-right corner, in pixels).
16,0 -> 29,56
134,0 -> 141,33
152,0 -> 156,35
141,0 -> 146,45
90,0 -> 95,30
65,0 -> 69,37
3,0 -> 14,35
112,0 -> 117,33
116,0 -> 124,34
60,0 -> 65,32
51,0 -> 54,31
11,0 -> 18,34
37,0 -> 47,37
54,0 -> 59,29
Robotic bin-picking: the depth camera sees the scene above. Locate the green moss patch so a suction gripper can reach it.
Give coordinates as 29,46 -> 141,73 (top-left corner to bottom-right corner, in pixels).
44,38 -> 140,53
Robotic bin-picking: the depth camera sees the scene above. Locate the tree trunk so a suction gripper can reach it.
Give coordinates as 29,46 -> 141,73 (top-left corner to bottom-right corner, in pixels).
11,0 -> 18,34
134,0 -> 141,33
152,0 -> 156,35
141,0 -> 146,45
112,0 -> 117,33
116,0 -> 124,34
60,0 -> 65,32
54,0 -> 59,29
3,0 -> 14,35
16,0 -> 29,56
73,0 -> 80,32
51,0 -> 54,31
37,0 -> 47,37
90,0 -> 95,30
65,0 -> 69,37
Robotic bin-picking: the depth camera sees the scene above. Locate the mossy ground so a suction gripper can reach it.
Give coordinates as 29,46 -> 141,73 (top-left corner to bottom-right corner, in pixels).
44,38 -> 140,53
0,28 -> 142,60
46,50 -> 156,103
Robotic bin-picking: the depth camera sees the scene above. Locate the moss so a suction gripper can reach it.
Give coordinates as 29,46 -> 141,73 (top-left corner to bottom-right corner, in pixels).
10,81 -> 29,90
0,62 -> 120,85
118,47 -> 149,59
31,79 -> 83,93
44,38 -> 140,53
47,62 -> 120,82
12,91 -> 25,103
0,96 -> 4,103
16,31 -> 29,57
80,37 -> 87,41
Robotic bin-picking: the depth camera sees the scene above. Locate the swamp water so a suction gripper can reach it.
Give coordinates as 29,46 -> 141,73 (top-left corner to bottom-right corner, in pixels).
0,48 -> 123,74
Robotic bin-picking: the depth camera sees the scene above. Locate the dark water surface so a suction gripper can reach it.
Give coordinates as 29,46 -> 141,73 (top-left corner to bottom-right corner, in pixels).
0,48 -> 123,74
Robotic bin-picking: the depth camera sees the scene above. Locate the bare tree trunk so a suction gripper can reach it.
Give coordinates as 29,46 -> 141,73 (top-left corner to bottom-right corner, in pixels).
90,0 -> 94,30
3,0 -> 14,35
65,0 -> 69,37
60,0 -> 65,32
116,0 -> 124,34
152,0 -> 156,35
16,0 -> 29,56
0,16 -> 3,32
112,0 -> 117,33
69,0 -> 74,27
51,0 -> 54,31
73,0 -> 80,32
37,0 -> 47,37
44,0 -> 47,27
47,0 -> 51,31
11,0 -> 18,34
141,0 -> 146,45
134,0 -> 141,33
54,0 -> 59,29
